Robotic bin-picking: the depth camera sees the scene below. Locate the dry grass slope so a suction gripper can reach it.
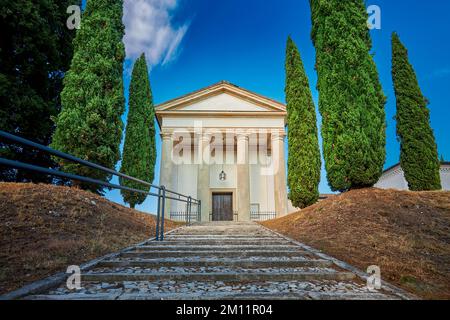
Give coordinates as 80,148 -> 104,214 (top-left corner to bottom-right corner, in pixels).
262,188 -> 450,299
0,182 -> 181,295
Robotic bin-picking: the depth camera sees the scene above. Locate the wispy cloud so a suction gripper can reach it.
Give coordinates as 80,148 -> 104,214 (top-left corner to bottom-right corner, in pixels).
428,67 -> 450,79
123,0 -> 189,67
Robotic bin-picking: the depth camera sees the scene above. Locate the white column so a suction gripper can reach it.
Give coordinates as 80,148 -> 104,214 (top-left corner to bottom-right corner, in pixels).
160,132 -> 173,218
197,134 -> 211,222
237,133 -> 251,221
272,132 -> 288,216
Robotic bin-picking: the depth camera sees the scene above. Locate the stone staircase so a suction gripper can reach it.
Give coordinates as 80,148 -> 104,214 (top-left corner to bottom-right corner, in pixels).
24,222 -> 404,300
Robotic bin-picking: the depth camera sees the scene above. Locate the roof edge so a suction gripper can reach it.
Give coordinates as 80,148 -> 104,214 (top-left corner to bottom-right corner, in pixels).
382,162 -> 450,174
155,81 -> 286,111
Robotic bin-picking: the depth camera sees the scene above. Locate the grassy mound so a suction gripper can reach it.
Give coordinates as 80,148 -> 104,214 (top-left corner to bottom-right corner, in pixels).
262,188 -> 450,299
0,182 -> 180,294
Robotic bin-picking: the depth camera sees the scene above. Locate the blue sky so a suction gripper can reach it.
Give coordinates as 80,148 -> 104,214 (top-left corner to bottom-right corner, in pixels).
100,0 -> 450,214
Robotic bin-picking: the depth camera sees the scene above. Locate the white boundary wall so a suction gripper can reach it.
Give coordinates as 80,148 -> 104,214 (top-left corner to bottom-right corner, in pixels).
375,163 -> 450,191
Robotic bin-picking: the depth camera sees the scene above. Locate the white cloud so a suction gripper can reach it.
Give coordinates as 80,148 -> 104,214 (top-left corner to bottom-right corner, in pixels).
432,67 -> 450,78
123,0 -> 189,66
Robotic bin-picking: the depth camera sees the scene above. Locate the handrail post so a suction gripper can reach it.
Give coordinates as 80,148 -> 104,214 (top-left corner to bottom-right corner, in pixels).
160,186 -> 166,241
198,200 -> 201,222
185,196 -> 189,226
188,196 -> 192,225
186,196 -> 192,226
155,187 -> 162,240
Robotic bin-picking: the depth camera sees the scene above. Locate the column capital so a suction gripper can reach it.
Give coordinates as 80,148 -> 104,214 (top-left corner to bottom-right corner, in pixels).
236,132 -> 250,141
271,132 -> 286,141
198,133 -> 212,142
161,132 -> 173,140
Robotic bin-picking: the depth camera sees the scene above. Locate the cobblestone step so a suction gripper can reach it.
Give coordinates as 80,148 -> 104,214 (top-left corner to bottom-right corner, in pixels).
96,258 -> 334,268
17,222 -> 405,300
171,232 -> 268,235
25,279 -> 399,300
80,271 -> 356,282
120,250 -> 311,259
167,232 -> 273,236
163,236 -> 277,240
130,245 -> 301,251
151,240 -> 289,245
25,291 -> 398,300
87,266 -> 338,274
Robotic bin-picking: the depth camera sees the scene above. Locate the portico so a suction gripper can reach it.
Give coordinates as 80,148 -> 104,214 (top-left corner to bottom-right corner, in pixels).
155,81 -> 288,222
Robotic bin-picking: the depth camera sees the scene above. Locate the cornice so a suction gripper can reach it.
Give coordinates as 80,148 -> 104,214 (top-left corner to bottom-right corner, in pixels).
155,81 -> 286,113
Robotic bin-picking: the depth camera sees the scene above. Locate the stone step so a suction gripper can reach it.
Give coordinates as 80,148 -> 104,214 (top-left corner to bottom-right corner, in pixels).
96,258 -> 333,268
88,266 -> 337,275
118,292 -> 398,300
130,245 -> 301,251
163,239 -> 282,243
160,238 -> 280,243
119,250 -> 310,259
164,235 -> 276,239
173,233 -> 268,235
25,293 -> 121,300
16,222 -> 406,301
80,271 -> 356,283
24,291 -> 397,300
152,239 -> 289,245
26,278 -> 399,300
170,232 -> 271,234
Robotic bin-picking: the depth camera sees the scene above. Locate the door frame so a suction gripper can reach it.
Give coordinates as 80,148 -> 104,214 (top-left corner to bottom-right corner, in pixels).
210,188 -> 236,221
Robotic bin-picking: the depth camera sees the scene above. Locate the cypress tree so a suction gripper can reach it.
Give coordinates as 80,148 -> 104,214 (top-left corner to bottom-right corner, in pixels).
119,54 -> 156,208
0,0 -> 80,182
285,37 -> 321,208
309,0 -> 386,192
51,0 -> 125,194
391,33 -> 441,191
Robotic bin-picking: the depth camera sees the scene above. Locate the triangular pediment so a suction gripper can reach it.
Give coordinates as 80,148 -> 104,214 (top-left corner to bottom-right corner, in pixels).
174,92 -> 273,112
155,81 -> 286,113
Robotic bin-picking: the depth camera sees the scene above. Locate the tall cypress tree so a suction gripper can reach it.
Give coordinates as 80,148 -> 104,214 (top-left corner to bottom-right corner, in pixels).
119,54 -> 156,208
310,0 -> 386,192
285,37 -> 321,208
51,0 -> 125,194
0,0 -> 80,182
391,33 -> 441,191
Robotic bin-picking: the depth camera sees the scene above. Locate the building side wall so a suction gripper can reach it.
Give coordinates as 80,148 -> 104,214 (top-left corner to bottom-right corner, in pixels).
374,167 -> 409,190
375,164 -> 450,191
440,165 -> 450,190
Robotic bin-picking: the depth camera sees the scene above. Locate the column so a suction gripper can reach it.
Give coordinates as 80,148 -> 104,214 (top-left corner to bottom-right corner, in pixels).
237,133 -> 251,221
197,134 -> 211,222
160,132 -> 173,218
272,132 -> 288,216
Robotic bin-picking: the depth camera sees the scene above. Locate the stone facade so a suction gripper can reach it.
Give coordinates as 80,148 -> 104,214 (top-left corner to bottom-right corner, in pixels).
155,81 -> 289,222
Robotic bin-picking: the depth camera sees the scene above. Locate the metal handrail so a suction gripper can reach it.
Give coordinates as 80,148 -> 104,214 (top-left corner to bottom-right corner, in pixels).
0,130 -> 200,241
209,211 -> 239,222
170,210 -> 200,222
0,130 -> 195,202
250,211 -> 277,221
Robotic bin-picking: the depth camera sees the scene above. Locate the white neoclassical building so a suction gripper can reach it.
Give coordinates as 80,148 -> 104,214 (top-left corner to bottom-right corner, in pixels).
155,81 -> 288,222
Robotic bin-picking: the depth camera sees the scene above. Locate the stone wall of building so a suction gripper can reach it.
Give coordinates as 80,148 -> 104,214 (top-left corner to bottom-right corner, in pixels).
375,163 -> 450,191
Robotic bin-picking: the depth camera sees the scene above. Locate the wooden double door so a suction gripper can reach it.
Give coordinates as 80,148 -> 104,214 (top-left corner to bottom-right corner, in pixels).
212,193 -> 233,221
